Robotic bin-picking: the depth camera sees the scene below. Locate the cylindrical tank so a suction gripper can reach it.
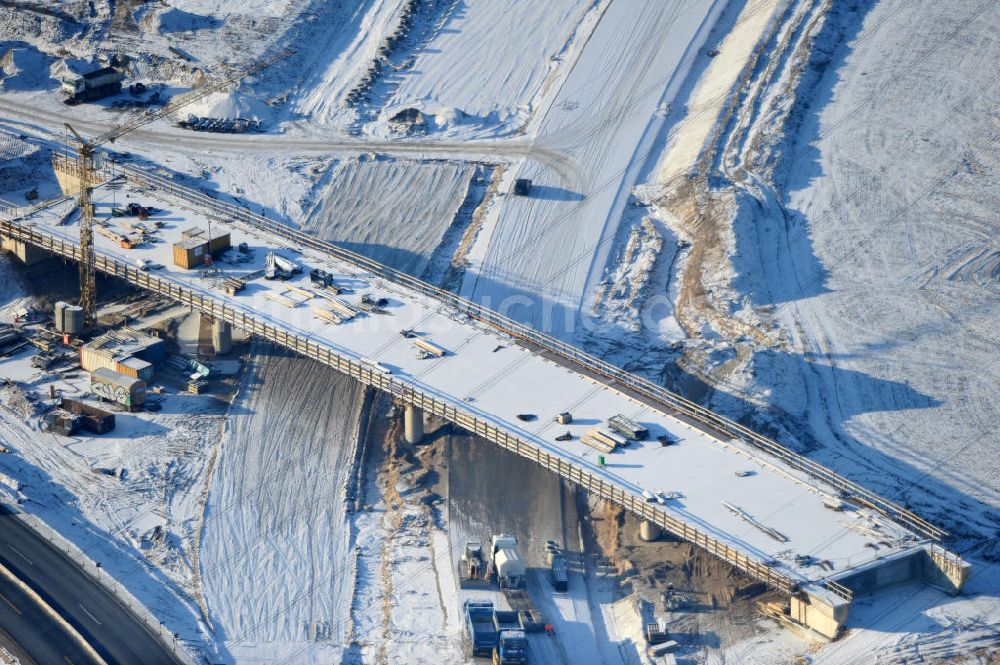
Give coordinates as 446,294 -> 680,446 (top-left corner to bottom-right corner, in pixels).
54,301 -> 84,334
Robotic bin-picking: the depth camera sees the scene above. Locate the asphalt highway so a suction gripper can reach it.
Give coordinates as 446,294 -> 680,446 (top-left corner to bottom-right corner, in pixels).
0,505 -> 183,665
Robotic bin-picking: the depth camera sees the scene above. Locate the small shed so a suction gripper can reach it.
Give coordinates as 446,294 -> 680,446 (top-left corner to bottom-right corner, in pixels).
172,237 -> 208,269
514,179 -> 532,196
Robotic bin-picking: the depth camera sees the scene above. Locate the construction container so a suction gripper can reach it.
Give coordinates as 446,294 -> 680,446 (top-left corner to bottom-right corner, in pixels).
172,238 -> 208,269
556,411 -> 572,424
44,410 -> 79,436
61,398 -> 115,434
91,367 -> 146,411
117,356 -> 153,381
181,227 -> 231,255
53,301 -> 84,334
80,332 -> 162,378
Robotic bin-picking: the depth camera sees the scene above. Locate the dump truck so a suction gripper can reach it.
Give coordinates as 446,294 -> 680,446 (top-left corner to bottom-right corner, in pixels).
61,66 -> 125,104
464,600 -> 500,657
608,414 -> 649,440
492,620 -> 528,665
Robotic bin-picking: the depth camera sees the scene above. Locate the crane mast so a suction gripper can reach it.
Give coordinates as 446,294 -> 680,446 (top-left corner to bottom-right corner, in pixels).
62,49 -> 293,326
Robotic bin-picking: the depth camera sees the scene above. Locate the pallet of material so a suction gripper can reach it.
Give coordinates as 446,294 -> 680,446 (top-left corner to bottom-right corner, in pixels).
312,307 -> 343,325
412,338 -> 447,358
590,429 -> 626,449
581,431 -> 616,454
263,291 -> 298,308
327,298 -> 357,320
285,284 -> 313,300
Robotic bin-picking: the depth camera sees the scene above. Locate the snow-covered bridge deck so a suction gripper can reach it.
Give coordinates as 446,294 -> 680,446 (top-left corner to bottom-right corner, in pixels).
1,164 -> 960,606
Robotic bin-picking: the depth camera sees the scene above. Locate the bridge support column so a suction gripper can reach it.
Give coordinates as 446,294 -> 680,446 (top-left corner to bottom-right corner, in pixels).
211,320 -> 232,355
404,405 -> 424,444
639,519 -> 662,542
1,236 -> 47,265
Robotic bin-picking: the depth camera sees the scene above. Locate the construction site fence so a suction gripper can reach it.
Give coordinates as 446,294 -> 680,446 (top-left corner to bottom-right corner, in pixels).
80,158 -> 949,544
0,214 -> 803,596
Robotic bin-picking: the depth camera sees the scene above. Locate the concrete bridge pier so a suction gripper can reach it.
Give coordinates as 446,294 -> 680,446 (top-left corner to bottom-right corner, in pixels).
211,319 -> 232,355
639,519 -> 662,541
404,405 -> 424,444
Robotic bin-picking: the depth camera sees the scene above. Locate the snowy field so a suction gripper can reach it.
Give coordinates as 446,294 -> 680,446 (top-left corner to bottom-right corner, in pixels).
200,350 -> 363,664
378,0 -> 599,137
463,0 -> 724,337
303,156 -> 475,278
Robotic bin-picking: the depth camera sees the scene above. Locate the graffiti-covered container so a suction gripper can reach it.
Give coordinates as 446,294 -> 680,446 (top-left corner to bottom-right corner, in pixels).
90,367 -> 146,411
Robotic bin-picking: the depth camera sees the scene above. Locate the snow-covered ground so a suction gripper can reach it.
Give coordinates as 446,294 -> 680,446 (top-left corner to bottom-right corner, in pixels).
375,0 -> 600,138
674,0 -> 1000,661
462,0 -> 725,337
199,349 -> 363,664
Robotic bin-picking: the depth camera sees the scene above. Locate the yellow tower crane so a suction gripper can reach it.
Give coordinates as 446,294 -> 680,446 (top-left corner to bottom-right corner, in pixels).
62,49 -> 292,325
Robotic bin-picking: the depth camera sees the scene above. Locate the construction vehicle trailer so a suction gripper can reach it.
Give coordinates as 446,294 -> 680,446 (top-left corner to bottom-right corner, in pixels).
464,600 -> 500,657
264,251 -> 302,280
549,554 -> 568,592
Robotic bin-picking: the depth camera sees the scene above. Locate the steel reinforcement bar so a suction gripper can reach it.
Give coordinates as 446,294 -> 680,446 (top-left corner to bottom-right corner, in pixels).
0,215 -> 802,595
95,159 -> 947,542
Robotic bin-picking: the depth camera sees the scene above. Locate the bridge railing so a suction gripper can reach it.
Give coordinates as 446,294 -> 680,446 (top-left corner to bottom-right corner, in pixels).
78,158 -> 950,543
0,213 -> 802,594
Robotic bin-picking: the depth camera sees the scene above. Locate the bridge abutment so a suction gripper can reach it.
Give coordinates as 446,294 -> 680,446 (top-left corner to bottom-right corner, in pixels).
404,405 -> 424,444
790,585 -> 851,640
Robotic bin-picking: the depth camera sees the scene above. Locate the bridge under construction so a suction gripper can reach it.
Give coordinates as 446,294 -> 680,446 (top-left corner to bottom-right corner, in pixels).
0,159 -> 970,640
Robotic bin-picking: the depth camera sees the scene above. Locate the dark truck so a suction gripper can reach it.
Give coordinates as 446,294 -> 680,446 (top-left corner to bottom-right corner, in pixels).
493,611 -> 528,664
465,600 -> 499,657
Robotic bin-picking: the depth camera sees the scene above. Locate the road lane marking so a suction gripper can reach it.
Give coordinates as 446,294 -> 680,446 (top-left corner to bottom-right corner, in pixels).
7,545 -> 33,566
78,604 -> 102,626
0,590 -> 21,615
64,657 -> 76,665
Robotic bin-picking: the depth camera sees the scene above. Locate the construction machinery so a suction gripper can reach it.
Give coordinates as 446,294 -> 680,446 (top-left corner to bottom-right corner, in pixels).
60,49 -> 292,326
464,600 -> 499,657
492,613 -> 528,665
491,534 -> 526,589
264,250 -> 302,281
459,541 -> 489,588
462,600 -> 529,664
